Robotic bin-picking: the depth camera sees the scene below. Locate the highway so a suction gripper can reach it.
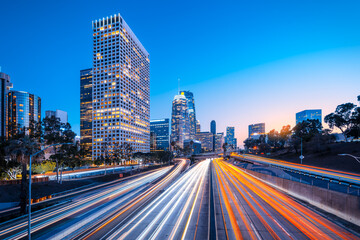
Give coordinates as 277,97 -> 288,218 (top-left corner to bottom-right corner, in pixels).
0,162 -> 185,240
213,158 -> 358,240
233,153 -> 360,185
100,158 -> 210,240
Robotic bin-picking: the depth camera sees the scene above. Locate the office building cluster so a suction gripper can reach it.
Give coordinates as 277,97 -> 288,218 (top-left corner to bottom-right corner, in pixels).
80,13 -> 150,160
0,71 -> 42,139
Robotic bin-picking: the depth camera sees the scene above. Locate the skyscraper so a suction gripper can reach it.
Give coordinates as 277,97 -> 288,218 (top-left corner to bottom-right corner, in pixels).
210,120 -> 216,135
0,72 -> 12,139
248,123 -> 265,138
45,110 -> 68,124
80,68 -> 93,160
215,132 -> 225,152
92,14 -> 150,159
8,91 -> 41,137
171,94 -> 190,148
210,120 -> 216,151
150,118 -> 170,151
179,90 -> 196,139
225,126 -> 237,149
196,120 -> 201,133
195,131 -> 213,152
296,109 -> 322,125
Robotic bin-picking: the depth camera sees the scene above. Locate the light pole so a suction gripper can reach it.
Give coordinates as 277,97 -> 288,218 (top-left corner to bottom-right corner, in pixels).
28,142 -> 72,240
338,154 -> 360,164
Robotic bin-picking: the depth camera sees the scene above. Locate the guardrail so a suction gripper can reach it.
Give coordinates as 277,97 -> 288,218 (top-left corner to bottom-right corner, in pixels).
233,155 -> 360,189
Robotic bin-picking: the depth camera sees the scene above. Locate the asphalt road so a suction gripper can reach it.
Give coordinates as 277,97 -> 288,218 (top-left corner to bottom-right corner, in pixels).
212,158 -> 359,240
0,165 -> 178,240
100,159 -> 211,240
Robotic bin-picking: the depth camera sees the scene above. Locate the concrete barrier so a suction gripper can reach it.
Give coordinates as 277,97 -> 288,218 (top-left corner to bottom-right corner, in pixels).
241,168 -> 360,226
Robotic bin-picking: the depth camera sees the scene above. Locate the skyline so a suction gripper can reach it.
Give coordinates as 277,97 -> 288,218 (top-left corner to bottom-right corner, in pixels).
1,0 -> 360,146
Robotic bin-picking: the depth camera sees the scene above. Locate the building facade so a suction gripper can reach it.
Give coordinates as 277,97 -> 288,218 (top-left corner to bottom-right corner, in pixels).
196,120 -> 200,133
150,118 -> 170,151
249,123 -> 265,138
183,139 -> 201,155
8,91 -> 41,137
91,14 -> 150,159
215,132 -> 225,152
210,120 -> 216,135
170,94 -> 189,148
195,131 -> 213,152
179,90 -> 196,139
0,72 -> 12,139
296,109 -> 322,125
45,109 -> 68,124
225,126 -> 237,149
80,68 -> 93,160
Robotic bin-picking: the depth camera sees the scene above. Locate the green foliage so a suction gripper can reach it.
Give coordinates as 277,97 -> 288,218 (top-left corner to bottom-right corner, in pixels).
324,103 -> 357,142
32,161 -> 56,174
292,119 -> 322,142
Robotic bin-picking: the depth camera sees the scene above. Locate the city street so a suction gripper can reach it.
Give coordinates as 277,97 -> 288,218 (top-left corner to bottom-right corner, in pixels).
100,159 -> 210,240
212,158 -> 358,240
0,162 -> 185,240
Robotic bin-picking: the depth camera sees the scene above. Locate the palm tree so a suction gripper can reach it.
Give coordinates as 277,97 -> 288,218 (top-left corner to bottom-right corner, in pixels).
5,135 -> 41,214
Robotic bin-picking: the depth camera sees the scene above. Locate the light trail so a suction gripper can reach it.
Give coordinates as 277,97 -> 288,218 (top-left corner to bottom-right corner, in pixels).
213,158 -> 358,240
0,166 -> 173,240
232,153 -> 360,184
106,159 -> 210,240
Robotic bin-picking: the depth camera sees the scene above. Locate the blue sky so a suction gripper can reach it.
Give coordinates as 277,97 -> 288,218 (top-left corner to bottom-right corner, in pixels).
1,0 -> 359,145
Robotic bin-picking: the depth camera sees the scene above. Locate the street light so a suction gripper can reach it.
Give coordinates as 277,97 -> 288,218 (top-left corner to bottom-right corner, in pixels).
338,154 -> 360,164
28,142 -> 73,240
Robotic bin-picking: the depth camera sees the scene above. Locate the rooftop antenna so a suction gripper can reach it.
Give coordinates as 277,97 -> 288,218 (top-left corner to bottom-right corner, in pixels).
178,78 -> 180,94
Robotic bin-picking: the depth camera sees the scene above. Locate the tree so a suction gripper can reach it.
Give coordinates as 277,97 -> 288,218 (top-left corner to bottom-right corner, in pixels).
222,142 -> 228,157
5,133 -> 42,214
267,129 -> 280,149
349,107 -> 360,139
324,103 -> 356,142
279,125 -> 292,147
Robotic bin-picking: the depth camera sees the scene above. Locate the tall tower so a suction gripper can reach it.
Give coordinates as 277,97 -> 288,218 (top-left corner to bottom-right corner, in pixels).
179,90 -> 196,139
92,14 -> 150,159
0,72 -> 12,139
8,91 -> 41,137
80,68 -> 93,160
210,120 -> 216,135
170,94 -> 190,148
210,120 -> 216,151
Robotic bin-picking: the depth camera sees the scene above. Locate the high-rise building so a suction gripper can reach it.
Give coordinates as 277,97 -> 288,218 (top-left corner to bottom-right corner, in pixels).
45,110 -> 68,124
225,126 -> 237,149
8,91 -> 41,137
296,109 -> 322,125
210,120 -> 216,135
80,68 -> 93,160
91,14 -> 150,159
195,131 -> 213,152
170,94 -> 190,148
150,118 -> 170,151
210,120 -> 216,151
358,95 -> 360,105
248,123 -> 265,138
196,120 -> 201,133
0,72 -> 12,139
179,90 -> 196,139
215,132 -> 225,152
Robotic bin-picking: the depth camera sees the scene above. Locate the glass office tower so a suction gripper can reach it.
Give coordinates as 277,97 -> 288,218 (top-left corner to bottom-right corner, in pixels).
179,91 -> 196,139
80,68 -> 93,160
92,14 -> 150,159
248,123 -> 265,138
0,72 -> 12,139
150,118 -> 170,151
296,109 -> 322,125
225,126 -> 237,149
171,94 -> 190,148
8,91 -> 41,137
